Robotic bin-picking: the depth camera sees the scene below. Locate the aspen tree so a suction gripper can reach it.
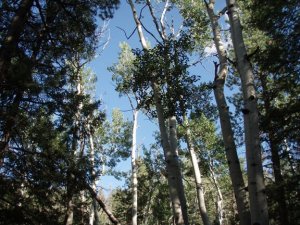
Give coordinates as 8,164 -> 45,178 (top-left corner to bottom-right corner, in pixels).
204,1 -> 251,224
226,1 -> 269,224
128,1 -> 189,224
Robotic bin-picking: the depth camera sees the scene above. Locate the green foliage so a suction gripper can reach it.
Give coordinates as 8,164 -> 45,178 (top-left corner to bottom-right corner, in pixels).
110,42 -> 136,96
131,34 -> 197,118
174,0 -> 211,54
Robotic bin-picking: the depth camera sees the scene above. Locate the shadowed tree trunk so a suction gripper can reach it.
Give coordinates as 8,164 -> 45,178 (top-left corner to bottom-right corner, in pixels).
0,0 -> 34,81
131,108 -> 139,225
226,1 -> 269,224
204,1 -> 251,224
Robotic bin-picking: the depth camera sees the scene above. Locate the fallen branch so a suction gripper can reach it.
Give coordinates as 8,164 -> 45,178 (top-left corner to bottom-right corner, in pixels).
87,185 -> 121,225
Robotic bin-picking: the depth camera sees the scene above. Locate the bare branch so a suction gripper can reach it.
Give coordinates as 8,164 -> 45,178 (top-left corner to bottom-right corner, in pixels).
116,26 -> 137,39
218,6 -> 228,17
160,0 -> 169,39
128,0 -> 148,48
146,0 -> 165,40
87,185 -> 121,225
140,21 -> 163,45
175,24 -> 184,39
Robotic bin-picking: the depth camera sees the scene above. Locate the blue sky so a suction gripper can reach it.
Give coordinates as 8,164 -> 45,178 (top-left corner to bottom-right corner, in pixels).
88,0 -> 230,194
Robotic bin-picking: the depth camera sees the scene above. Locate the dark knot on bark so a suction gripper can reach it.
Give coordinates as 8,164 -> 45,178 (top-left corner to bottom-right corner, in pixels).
241,108 -> 250,114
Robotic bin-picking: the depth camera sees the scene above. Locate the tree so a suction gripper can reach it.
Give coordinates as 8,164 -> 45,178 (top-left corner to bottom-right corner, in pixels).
233,1 -> 300,224
0,0 -> 119,161
126,1 -> 191,224
226,1 -> 269,224
110,41 -> 140,225
202,1 -> 251,224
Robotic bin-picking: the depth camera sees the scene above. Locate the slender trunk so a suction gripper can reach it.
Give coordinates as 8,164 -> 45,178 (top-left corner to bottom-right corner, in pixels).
168,116 -> 189,225
182,114 -> 211,225
208,158 -> 224,225
259,73 -> 289,225
87,185 -> 121,225
88,126 -> 99,225
131,109 -> 139,225
152,84 -> 186,225
0,0 -> 34,81
64,198 -> 74,225
204,2 -> 251,224
128,1 -> 188,224
226,1 -> 269,224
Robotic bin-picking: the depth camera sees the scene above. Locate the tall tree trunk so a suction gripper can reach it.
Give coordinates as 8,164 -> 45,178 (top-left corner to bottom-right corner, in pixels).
259,72 -> 289,225
204,1 -> 251,224
131,109 -> 139,225
226,1 -> 269,224
208,158 -> 224,225
0,0 -> 34,81
182,114 -> 211,225
152,84 -> 186,225
88,125 -> 99,225
168,116 -> 190,225
128,1 -> 189,224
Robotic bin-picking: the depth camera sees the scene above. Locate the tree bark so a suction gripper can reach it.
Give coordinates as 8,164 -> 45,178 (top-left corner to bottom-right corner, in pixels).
88,125 -> 100,225
168,116 -> 190,225
152,84 -> 186,225
226,1 -> 269,224
204,1 -> 251,224
182,114 -> 211,225
131,109 -> 139,225
0,0 -> 34,81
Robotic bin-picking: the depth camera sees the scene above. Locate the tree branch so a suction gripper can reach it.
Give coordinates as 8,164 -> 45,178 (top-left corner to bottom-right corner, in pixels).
146,0 -> 165,40
160,0 -> 169,39
116,26 -> 137,39
87,185 -> 121,225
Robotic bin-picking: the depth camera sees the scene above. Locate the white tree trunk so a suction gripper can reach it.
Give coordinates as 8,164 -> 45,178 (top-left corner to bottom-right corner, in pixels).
208,158 -> 224,225
131,109 -> 139,225
183,115 -> 211,225
152,84 -> 185,225
205,1 -> 251,224
168,116 -> 190,225
88,126 -> 99,225
226,1 -> 269,224
128,1 -> 188,224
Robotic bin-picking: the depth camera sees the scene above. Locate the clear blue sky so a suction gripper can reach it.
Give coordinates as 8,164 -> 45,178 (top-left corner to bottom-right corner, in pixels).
88,0 -> 229,195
